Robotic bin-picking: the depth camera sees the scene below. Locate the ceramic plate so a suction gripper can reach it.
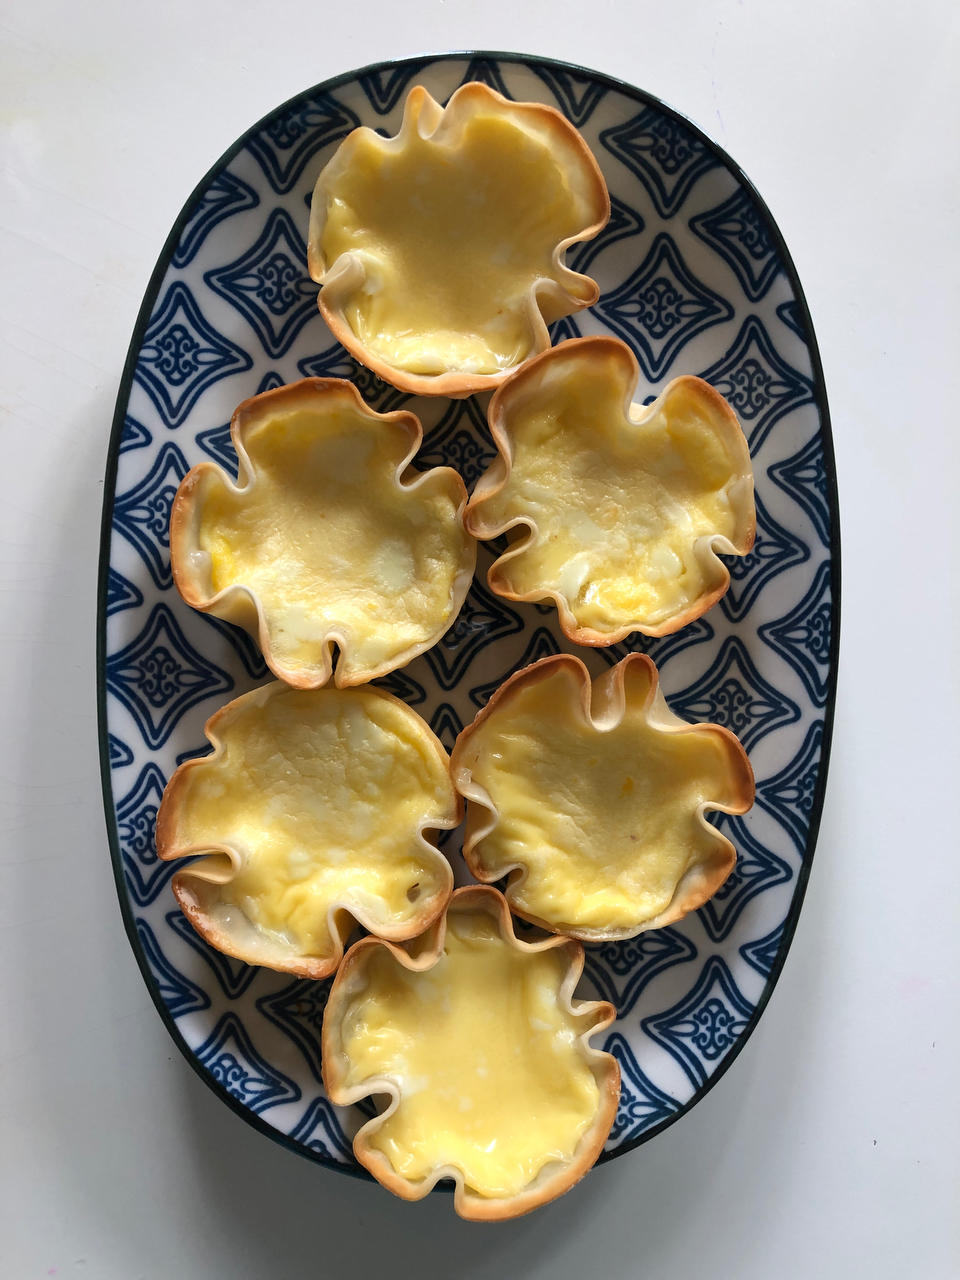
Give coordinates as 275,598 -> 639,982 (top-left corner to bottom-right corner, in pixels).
98,52 -> 839,1178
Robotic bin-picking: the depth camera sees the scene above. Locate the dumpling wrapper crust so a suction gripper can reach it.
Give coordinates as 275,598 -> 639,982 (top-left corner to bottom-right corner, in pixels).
156,681 -> 460,979
170,378 -> 476,689
450,653 -> 754,941
322,885 -> 619,1221
308,83 -> 609,398
466,337 -> 756,644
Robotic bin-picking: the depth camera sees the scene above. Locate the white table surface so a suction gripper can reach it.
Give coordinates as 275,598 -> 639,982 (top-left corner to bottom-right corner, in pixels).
2,1 -> 958,1276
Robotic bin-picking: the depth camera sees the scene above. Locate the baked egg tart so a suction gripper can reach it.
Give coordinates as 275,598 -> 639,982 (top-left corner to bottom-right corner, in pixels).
170,378 -> 475,688
450,653 -> 754,940
322,885 -> 619,1220
156,681 -> 459,978
307,83 -> 609,397
466,337 -> 755,643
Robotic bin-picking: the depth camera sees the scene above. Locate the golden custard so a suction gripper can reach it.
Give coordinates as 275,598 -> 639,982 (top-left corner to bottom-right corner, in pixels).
155,681 -> 458,978
323,887 -> 619,1219
451,655 -> 754,940
467,337 -> 755,643
308,83 -> 609,397
170,379 -> 475,688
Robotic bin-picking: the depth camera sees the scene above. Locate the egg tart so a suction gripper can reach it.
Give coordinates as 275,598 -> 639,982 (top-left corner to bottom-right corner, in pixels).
308,83 -> 609,397
466,337 -> 755,643
322,885 -> 619,1219
170,378 -> 475,688
451,653 -> 754,940
156,681 -> 459,978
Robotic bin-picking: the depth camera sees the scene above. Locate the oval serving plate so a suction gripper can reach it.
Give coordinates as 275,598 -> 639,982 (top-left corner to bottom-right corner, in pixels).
98,53 -> 839,1178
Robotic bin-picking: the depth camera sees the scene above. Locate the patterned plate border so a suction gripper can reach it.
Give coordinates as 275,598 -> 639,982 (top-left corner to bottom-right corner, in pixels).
96,51 -> 840,1177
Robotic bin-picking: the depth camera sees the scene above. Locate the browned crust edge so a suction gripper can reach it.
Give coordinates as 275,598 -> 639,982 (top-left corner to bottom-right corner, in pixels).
466,336 -> 757,644
450,652 -> 755,941
308,83 -> 610,399
321,884 -> 619,1221
169,376 -> 476,689
155,680 -> 461,979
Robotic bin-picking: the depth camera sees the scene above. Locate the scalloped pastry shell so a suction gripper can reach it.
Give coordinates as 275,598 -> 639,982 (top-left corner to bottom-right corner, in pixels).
307,83 -> 609,398
466,337 -> 756,643
170,378 -> 476,688
155,681 -> 460,978
322,886 -> 619,1220
450,654 -> 754,940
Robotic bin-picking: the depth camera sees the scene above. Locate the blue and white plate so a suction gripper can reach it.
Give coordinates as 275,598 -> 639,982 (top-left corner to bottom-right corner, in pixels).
98,53 -> 839,1178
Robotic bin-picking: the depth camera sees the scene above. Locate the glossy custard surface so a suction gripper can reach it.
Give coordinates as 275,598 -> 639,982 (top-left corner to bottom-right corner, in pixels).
193,395 -> 470,683
461,661 -> 744,933
339,908 -> 601,1198
473,348 -> 752,635
170,686 -> 455,957
319,97 -> 599,376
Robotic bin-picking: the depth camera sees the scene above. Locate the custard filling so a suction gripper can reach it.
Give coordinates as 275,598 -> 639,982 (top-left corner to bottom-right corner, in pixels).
170,686 -> 455,956
461,661 -> 744,933
474,350 -> 752,633
192,395 -> 470,683
319,98 -> 599,376
339,908 -> 601,1199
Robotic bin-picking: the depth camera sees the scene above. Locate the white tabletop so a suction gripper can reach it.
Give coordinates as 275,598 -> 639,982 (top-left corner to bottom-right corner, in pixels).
2,2 -> 958,1276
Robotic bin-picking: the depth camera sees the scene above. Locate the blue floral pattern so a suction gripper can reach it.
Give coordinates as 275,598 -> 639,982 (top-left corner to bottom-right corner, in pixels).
112,442 -> 189,590
106,604 -> 233,749
595,232 -> 733,381
690,189 -> 781,301
755,721 -> 825,856
290,1097 -> 356,1162
195,1013 -> 300,1113
597,612 -> 716,674
670,636 -> 801,752
643,957 -> 754,1088
205,209 -> 317,358
106,568 -> 144,616
120,415 -> 151,453
720,489 -> 809,623
256,977 -> 333,1085
415,396 -> 495,490
532,65 -> 607,127
569,194 -> 644,275
697,813 -> 792,942
137,918 -> 210,1017
429,702 -> 465,753
247,95 -> 359,193
600,107 -> 719,217
108,733 -> 134,769
699,315 -> 814,453
770,430 -> 833,547
759,562 -> 832,704
173,171 -> 259,269
101,55 -> 836,1177
604,1033 -> 679,1143
135,282 -> 251,428
740,919 -> 786,978
583,928 -> 697,1017
422,570 -> 525,690
167,909 -> 260,1000
116,762 -> 173,906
